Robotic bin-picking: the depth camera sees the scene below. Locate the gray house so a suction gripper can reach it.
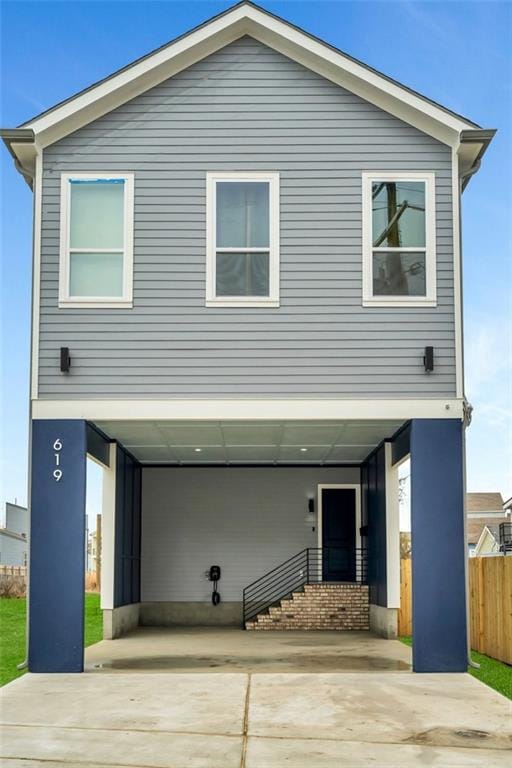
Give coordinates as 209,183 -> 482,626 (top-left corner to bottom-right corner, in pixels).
1,1 -> 494,674
0,503 -> 29,567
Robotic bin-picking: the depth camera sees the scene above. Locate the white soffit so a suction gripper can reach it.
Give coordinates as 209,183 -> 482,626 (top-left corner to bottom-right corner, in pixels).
94,418 -> 403,464
20,2 -> 480,149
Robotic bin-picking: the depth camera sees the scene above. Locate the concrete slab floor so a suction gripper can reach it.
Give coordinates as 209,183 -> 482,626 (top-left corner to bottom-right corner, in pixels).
1,668 -> 511,768
85,627 -> 412,673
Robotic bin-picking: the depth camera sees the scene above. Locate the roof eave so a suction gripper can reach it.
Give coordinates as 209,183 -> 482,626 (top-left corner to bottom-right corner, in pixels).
458,129 -> 497,190
0,128 -> 37,188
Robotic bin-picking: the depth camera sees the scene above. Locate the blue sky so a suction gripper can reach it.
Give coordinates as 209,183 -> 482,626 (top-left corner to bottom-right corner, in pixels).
1,0 -> 511,524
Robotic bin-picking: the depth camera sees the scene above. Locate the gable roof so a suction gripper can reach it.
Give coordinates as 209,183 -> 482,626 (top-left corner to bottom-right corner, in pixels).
1,1 -> 494,185
18,1 -> 482,133
474,524 -> 500,554
484,525 -> 501,541
467,517 -> 506,545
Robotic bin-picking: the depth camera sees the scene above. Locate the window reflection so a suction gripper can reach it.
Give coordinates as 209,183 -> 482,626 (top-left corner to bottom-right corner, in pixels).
373,252 -> 426,296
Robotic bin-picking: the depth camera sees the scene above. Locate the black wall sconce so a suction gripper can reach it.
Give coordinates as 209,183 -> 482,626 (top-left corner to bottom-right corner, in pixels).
60,347 -> 71,373
423,346 -> 434,373
305,496 -> 316,531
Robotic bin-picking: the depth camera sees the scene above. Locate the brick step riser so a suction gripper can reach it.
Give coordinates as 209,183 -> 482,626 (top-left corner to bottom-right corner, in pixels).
246,584 -> 369,631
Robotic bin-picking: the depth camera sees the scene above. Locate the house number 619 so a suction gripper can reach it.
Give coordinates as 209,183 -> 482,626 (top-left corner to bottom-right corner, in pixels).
53,439 -> 63,482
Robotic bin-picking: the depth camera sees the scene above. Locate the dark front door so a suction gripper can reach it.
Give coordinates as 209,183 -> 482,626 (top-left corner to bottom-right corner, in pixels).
321,487 -> 356,581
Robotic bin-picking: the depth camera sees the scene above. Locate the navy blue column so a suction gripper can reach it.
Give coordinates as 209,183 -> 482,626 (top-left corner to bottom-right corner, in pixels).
29,419 -> 87,672
410,419 -> 467,672
363,445 -> 387,607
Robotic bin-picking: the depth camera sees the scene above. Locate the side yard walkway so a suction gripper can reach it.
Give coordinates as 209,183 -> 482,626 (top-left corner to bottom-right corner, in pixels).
1,670 -> 511,767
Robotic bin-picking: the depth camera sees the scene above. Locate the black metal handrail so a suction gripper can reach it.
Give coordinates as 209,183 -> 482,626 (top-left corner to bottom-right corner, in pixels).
243,547 -> 367,625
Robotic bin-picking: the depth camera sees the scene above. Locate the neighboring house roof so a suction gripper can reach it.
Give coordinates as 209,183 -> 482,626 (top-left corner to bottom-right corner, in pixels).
467,492 -> 504,513
0,528 -> 27,543
0,0 -> 495,185
467,517 -> 508,545
466,494 -> 507,544
484,525 -> 501,541
474,525 -> 500,555
5,502 -> 27,513
503,496 -> 512,512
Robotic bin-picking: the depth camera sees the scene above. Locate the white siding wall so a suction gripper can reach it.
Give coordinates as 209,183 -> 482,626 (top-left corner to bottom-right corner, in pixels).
5,504 -> 29,537
141,466 -> 359,602
0,533 -> 28,566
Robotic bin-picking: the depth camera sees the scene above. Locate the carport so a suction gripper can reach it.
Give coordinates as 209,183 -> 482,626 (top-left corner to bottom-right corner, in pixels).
29,410 -> 468,674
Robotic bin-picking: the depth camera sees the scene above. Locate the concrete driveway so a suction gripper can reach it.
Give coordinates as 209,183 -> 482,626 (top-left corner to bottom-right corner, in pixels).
1,632 -> 511,767
84,627 -> 412,673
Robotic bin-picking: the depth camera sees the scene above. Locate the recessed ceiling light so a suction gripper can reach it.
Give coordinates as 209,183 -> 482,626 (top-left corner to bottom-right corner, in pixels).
194,448 -> 202,452
300,447 -> 308,452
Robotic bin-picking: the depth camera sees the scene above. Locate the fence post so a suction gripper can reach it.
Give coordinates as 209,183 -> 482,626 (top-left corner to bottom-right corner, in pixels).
477,557 -> 485,655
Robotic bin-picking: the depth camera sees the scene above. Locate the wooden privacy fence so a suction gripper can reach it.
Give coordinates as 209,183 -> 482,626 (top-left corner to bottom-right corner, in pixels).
399,555 -> 512,665
0,565 -> 26,576
398,558 -> 412,636
469,555 -> 512,665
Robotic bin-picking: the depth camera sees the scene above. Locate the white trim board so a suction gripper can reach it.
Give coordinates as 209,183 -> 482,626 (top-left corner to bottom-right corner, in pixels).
31,398 -> 465,421
467,511 -> 508,519
30,149 -> 43,399
100,443 -> 117,611
452,149 -> 464,398
17,3 -> 481,149
384,442 -> 400,609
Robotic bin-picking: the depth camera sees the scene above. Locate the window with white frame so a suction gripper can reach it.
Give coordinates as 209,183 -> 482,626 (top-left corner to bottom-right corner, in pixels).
362,172 -> 436,306
206,172 -> 280,306
59,173 -> 134,307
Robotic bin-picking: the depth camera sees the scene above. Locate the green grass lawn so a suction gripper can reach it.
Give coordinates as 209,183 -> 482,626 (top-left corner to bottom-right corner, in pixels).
84,592 -> 103,647
0,593 -> 103,687
399,636 -> 512,700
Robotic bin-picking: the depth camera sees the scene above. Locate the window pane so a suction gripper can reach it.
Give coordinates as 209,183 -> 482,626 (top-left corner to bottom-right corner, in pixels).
216,182 -> 269,248
216,252 -> 269,296
372,181 -> 425,248
70,252 -> 124,297
373,251 -> 426,296
70,180 -> 125,249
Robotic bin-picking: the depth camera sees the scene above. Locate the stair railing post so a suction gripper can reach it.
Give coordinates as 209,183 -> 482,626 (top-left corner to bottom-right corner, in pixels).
306,549 -> 310,584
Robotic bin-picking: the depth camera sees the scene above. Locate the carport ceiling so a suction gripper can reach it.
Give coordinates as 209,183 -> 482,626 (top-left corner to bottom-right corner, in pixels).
94,419 -> 403,465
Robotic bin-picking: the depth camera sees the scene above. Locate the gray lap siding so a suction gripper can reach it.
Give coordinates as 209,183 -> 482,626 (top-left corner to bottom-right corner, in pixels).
38,37 -> 456,398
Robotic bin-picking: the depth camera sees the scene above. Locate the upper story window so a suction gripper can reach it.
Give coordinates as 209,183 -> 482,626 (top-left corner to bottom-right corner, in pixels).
59,173 -> 134,308
206,172 -> 280,307
362,172 -> 436,307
